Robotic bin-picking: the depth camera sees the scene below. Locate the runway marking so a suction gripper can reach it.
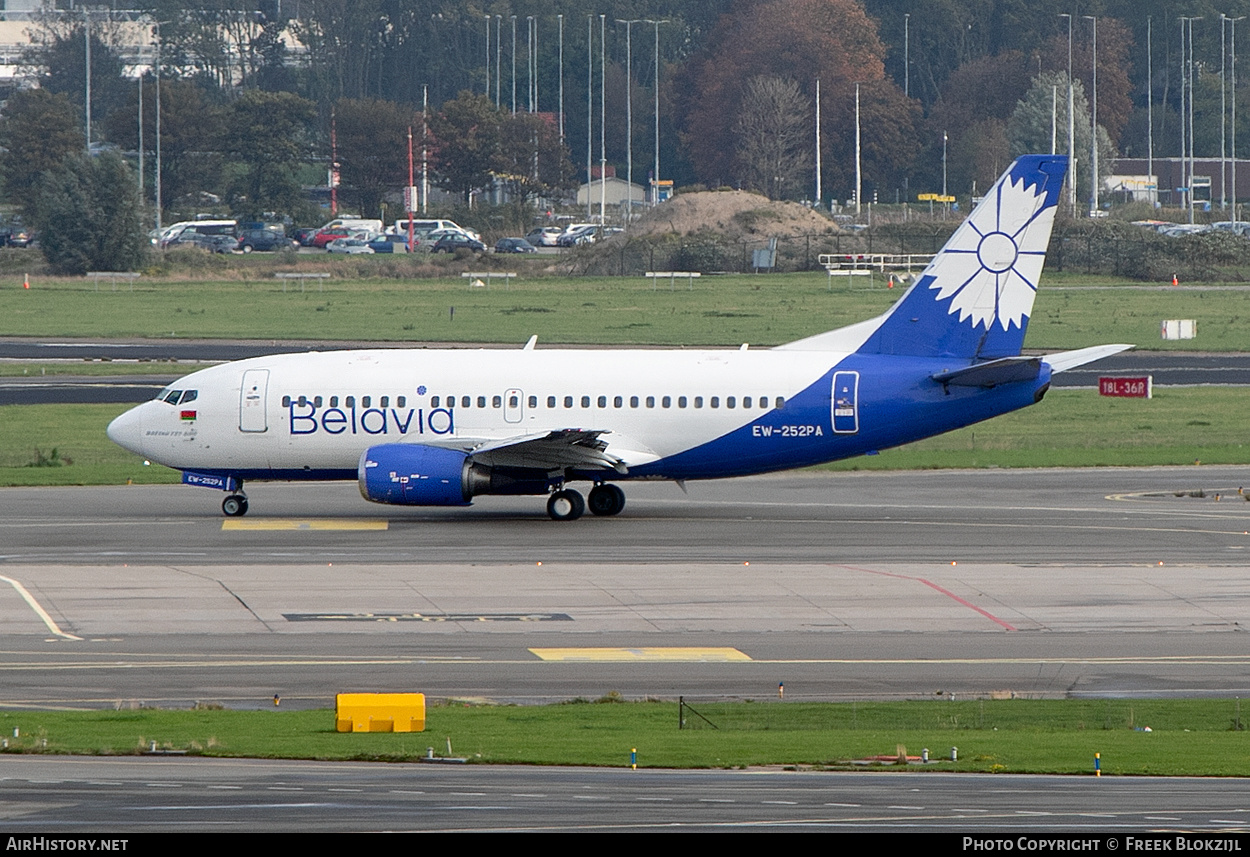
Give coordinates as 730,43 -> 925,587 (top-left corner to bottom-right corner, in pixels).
221,519 -> 388,531
528,647 -> 751,662
0,574 -> 82,641
284,611 -> 571,623
834,565 -> 1017,631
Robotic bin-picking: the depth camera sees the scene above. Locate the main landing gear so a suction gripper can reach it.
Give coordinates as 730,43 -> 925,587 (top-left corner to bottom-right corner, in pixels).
546,484 -> 626,521
222,491 -> 249,517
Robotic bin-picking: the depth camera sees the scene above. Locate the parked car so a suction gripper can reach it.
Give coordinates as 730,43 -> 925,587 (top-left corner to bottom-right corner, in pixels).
237,228 -> 298,253
431,233 -> 486,253
326,237 -> 375,254
556,224 -> 599,247
525,227 -> 562,247
368,234 -> 412,253
292,227 -> 320,246
494,237 -> 537,254
166,233 -> 238,253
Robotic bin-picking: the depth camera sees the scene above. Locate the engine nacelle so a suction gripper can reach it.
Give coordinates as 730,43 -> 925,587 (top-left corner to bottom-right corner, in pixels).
359,444 -> 474,506
358,444 -> 555,506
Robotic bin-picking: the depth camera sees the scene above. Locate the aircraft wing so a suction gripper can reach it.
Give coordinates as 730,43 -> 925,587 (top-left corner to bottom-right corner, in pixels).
421,429 -> 659,473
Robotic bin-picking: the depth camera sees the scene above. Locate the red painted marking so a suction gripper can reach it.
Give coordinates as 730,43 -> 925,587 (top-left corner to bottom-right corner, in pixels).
834,564 -> 1018,631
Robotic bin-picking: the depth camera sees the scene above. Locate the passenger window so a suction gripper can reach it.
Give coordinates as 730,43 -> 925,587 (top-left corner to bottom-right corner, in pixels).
727,396 -> 736,409
580,396 -> 590,408
678,396 -> 687,408
743,396 -> 752,408
597,396 -> 607,408
362,396 -> 371,408
314,396 -> 323,407
614,396 -> 623,408
759,396 -> 768,408
330,396 -> 339,407
509,395 -> 519,408
380,396 -> 389,408
478,396 -> 487,408
776,396 -> 785,409
282,395 -> 291,407
645,396 -> 655,408
462,396 -> 471,408
710,397 -> 720,408
346,396 -> 355,407
630,396 -> 639,408
564,396 -> 573,408
180,390 -> 198,405
398,396 -> 406,408
492,395 -> 502,408
297,395 -> 307,406
528,395 -> 537,408
662,396 -> 671,408
548,396 -> 556,408
694,396 -> 703,408
431,396 -> 440,407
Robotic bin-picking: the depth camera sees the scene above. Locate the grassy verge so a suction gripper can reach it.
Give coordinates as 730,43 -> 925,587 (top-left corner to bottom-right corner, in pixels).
2,699 -> 1248,775
2,387 -> 1247,488
4,270 -> 1250,349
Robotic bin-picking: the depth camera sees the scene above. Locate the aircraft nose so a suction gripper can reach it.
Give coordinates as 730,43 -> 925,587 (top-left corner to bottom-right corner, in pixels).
107,405 -> 145,456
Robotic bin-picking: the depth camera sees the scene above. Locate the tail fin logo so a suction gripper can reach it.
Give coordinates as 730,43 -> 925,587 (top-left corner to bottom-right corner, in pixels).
925,157 -> 1064,332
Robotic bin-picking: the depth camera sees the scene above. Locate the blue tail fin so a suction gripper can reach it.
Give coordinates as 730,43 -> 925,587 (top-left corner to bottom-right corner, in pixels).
857,154 -> 1068,360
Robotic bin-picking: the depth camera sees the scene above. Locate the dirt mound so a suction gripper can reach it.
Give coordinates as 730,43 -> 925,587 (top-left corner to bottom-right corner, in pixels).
629,190 -> 839,240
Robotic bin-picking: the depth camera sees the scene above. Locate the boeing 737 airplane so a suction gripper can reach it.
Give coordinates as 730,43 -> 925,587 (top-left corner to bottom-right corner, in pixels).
108,154 -> 1128,520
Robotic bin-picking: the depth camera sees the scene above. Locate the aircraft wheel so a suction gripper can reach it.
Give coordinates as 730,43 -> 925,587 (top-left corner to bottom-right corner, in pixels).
546,489 -> 585,521
222,494 -> 249,517
587,483 -> 626,516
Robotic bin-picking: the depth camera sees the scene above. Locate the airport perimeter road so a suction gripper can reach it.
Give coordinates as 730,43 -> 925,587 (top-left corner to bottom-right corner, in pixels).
3,468 -> 1250,706
3,758 -> 1250,833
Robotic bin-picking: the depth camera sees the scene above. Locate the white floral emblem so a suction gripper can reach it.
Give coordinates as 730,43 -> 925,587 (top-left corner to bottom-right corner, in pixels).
925,170 -> 1058,331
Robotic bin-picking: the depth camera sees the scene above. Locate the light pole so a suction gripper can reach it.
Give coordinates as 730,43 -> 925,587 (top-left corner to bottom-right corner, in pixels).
1223,14 -> 1228,210
1084,15 -> 1098,217
495,16 -> 502,108
1181,16 -> 1202,223
942,129 -> 948,215
511,15 -> 517,115
1059,13 -> 1076,216
84,8 -> 92,155
586,14 -> 593,219
557,14 -> 564,142
485,14 -> 490,97
527,16 -> 534,112
644,19 -> 668,205
1148,16 -> 1154,208
903,13 -> 910,98
1234,17 -> 1246,226
618,19 -> 641,222
154,20 -> 163,231
854,83 -> 861,217
599,13 -> 606,226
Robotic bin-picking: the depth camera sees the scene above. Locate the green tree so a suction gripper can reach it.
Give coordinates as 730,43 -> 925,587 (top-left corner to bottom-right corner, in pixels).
497,111 -> 576,207
430,92 -> 504,203
102,79 -> 226,212
1008,72 -> 1114,207
220,90 -> 317,216
0,89 -> 85,218
334,97 -> 414,219
36,151 -> 148,275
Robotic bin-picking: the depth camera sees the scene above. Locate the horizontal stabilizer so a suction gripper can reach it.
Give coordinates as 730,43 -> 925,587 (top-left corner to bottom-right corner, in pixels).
931,356 -> 1042,388
1042,343 -> 1134,373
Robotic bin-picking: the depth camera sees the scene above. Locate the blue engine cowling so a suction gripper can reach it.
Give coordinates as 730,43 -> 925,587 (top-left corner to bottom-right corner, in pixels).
358,443 -> 555,506
358,444 -> 473,506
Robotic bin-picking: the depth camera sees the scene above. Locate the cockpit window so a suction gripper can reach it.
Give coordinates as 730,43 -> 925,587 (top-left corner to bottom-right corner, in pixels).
179,390 -> 198,405
163,389 -> 183,405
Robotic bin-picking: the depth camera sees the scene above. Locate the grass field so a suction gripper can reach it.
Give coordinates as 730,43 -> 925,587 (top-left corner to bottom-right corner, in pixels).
5,270 -> 1250,349
2,699 -> 1247,775
1,387 -> 1245,487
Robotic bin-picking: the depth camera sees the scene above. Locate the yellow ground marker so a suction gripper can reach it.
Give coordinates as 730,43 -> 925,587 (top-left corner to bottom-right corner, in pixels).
221,519 -> 388,531
529,647 -> 751,662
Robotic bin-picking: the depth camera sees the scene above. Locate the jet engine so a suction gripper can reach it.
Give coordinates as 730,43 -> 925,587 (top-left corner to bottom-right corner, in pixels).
358,444 -> 553,506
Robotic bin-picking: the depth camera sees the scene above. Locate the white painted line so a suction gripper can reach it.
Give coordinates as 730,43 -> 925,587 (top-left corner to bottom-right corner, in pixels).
0,574 -> 82,641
